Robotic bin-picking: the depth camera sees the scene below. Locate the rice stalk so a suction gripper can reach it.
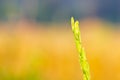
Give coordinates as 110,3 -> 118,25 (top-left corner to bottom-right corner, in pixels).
71,17 -> 90,80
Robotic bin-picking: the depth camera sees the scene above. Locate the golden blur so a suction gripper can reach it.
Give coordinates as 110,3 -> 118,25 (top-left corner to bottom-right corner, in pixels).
0,19 -> 120,80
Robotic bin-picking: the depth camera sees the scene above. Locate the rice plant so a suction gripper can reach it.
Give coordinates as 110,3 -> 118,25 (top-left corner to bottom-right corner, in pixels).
71,17 -> 90,80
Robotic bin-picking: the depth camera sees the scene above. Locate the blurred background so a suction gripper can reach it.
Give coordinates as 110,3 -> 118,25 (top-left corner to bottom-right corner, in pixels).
0,0 -> 120,80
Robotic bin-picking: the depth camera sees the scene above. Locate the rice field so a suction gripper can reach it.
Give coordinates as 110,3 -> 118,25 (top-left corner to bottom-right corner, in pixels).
0,19 -> 120,80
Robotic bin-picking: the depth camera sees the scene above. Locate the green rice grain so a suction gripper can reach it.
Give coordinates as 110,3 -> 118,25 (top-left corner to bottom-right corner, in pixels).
71,17 -> 90,80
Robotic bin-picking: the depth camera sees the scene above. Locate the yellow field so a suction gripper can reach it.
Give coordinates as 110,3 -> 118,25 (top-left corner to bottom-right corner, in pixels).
0,19 -> 120,80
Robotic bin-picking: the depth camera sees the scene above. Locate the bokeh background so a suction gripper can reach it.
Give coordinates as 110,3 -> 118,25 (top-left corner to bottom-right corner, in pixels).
0,0 -> 120,80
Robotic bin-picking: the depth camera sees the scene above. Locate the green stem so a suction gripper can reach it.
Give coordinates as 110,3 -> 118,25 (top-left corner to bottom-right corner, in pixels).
71,17 -> 90,80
